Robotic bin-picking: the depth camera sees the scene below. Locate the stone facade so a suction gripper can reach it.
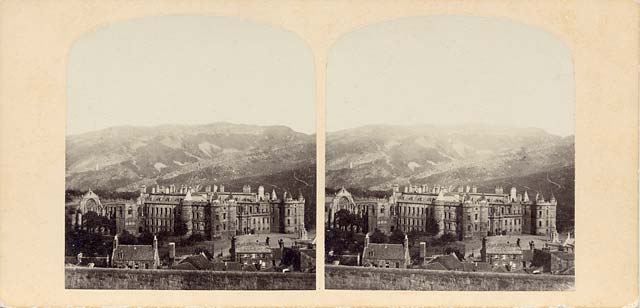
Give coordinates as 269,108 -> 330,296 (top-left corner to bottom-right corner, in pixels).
326,184 -> 557,240
65,267 -> 315,290
71,184 -> 306,239
324,265 -> 574,291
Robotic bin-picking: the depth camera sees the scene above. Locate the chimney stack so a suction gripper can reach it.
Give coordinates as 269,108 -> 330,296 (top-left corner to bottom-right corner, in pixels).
169,242 -> 176,265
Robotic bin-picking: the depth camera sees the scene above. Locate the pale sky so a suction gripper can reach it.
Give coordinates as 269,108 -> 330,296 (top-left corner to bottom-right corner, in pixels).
67,16 -> 315,135
327,16 -> 575,136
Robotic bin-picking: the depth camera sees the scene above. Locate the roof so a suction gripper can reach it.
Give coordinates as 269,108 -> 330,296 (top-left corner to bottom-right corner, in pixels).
226,262 -> 243,271
551,251 -> 575,261
300,249 -> 316,260
423,262 -> 448,271
475,262 -> 492,272
522,249 -> 534,262
363,243 -> 406,261
113,245 -> 155,261
560,266 -> 575,275
170,262 -> 197,270
428,254 -> 463,271
485,244 -> 522,255
179,254 -> 213,270
212,262 -> 226,271
462,262 -> 476,272
271,248 -> 283,260
236,243 -> 273,254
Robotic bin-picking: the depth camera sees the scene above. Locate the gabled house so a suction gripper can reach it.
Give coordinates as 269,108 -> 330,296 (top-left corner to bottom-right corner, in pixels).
361,233 -> 410,269
111,235 -> 160,269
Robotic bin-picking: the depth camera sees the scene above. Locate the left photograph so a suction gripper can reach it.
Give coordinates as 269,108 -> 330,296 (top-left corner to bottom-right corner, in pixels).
64,16 -> 316,290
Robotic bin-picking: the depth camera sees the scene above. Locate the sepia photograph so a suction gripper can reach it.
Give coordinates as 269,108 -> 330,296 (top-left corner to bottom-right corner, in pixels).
64,16 -> 316,290
324,16 -> 575,291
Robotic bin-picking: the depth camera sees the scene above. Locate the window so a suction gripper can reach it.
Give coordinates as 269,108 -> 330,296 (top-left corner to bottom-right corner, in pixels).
474,214 -> 478,221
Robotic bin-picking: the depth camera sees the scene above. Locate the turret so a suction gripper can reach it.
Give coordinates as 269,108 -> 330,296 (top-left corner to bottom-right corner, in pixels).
220,185 -> 225,193
271,189 -> 278,201
258,186 -> 265,200
510,187 -> 517,202
243,185 -> 251,193
298,192 -> 304,201
472,185 -> 477,193
524,190 -> 530,202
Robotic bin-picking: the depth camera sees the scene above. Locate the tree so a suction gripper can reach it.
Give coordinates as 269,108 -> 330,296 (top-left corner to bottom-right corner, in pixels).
352,215 -> 367,233
137,230 -> 154,245
369,228 -> 388,244
174,220 -> 188,237
118,230 -> 138,245
82,211 -> 102,233
438,232 -> 458,243
389,229 -> 406,244
334,209 -> 353,231
445,247 -> 465,261
425,216 -> 440,235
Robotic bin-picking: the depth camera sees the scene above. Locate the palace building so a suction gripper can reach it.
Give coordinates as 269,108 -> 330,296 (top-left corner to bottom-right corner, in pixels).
326,184 -> 557,240
70,183 -> 306,239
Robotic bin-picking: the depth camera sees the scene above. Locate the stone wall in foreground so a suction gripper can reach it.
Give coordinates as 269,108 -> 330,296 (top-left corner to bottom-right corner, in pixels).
66,267 -> 315,290
325,265 -> 574,291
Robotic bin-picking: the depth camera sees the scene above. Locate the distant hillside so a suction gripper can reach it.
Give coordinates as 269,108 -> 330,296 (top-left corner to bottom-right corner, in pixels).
326,124 -> 575,231
65,122 -> 317,227
327,124 -> 573,190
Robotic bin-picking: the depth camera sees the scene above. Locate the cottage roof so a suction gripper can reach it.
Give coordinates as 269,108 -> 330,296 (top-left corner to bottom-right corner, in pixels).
485,244 -> 522,255
363,243 -> 406,260
226,262 -> 243,271
236,243 -> 272,254
212,262 -> 226,271
428,254 -> 463,271
271,248 -> 283,261
170,262 -> 197,270
475,262 -> 492,272
522,249 -> 534,262
300,249 -> 316,260
179,254 -> 213,270
560,266 -> 575,275
551,251 -> 575,261
113,245 -> 155,261
423,262 -> 448,271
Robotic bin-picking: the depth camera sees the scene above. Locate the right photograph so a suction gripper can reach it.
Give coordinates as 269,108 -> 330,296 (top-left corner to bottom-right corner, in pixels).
324,16 -> 575,291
